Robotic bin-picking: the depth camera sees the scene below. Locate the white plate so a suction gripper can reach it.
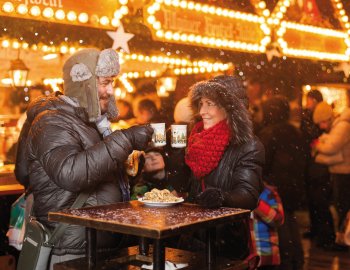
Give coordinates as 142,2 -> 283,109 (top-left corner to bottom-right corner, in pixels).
138,198 -> 184,207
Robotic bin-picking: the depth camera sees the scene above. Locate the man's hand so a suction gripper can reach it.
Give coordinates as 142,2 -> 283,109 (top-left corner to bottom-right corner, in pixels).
122,125 -> 154,150
196,188 -> 224,208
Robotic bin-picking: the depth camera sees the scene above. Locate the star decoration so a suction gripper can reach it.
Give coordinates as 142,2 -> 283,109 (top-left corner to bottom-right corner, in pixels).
265,42 -> 282,62
107,24 -> 134,54
334,62 -> 350,78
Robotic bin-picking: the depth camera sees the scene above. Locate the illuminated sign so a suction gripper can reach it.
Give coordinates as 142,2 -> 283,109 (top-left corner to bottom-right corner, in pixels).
271,0 -> 350,61
276,21 -> 350,61
143,0 -> 271,53
0,0 -> 129,29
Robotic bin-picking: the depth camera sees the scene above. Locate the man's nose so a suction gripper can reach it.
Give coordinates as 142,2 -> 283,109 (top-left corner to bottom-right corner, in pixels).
106,84 -> 113,95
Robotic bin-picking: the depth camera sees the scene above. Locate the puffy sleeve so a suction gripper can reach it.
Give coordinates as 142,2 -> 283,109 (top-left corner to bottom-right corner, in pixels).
222,138 -> 265,210
28,112 -> 133,192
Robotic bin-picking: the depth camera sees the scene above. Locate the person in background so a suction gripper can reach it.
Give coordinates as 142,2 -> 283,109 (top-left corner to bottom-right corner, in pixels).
300,90 -> 324,143
15,48 -> 153,268
258,95 -> 306,270
313,99 -> 350,251
247,77 -> 264,109
135,99 -> 159,124
246,77 -> 265,132
300,91 -> 336,250
127,98 -> 162,126
116,99 -> 134,121
252,183 -> 284,270
130,146 -> 176,200
184,80 -> 264,261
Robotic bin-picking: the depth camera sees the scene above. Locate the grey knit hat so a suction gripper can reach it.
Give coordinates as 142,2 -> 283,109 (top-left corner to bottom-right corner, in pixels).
63,48 -> 120,122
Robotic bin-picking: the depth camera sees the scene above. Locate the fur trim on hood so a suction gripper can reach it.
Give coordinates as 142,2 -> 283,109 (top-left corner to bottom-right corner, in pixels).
188,81 -> 253,145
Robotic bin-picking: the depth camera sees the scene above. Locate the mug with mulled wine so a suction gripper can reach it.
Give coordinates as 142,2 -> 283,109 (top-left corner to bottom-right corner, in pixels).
150,123 -> 187,148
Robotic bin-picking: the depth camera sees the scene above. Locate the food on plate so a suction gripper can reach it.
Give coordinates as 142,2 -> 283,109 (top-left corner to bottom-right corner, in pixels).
142,188 -> 182,203
125,150 -> 144,176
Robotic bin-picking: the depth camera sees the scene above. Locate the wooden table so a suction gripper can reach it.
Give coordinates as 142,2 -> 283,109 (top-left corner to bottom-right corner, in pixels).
0,184 -> 24,196
49,201 -> 250,270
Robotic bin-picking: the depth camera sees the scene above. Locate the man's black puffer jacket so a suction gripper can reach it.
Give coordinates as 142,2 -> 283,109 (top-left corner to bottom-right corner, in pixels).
15,94 -> 133,255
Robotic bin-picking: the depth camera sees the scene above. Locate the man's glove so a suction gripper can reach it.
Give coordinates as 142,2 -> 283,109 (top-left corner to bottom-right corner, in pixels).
196,188 -> 224,208
122,125 -> 154,150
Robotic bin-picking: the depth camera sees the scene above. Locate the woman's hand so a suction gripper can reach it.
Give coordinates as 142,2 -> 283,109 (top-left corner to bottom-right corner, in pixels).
196,188 -> 224,208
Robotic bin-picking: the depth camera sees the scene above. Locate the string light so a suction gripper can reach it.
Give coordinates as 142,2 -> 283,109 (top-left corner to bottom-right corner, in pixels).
1,2 -> 128,28
17,4 -> 28,15
42,7 -> 54,18
29,6 -> 41,16
330,0 -> 350,46
0,38 -> 82,56
2,2 -> 14,13
55,9 -> 65,20
119,75 -> 135,93
120,52 -> 231,78
282,47 -> 349,61
78,13 -> 89,23
67,11 -> 77,21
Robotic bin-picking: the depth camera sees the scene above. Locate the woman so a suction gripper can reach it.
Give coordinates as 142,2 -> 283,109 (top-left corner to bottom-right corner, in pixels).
184,80 -> 265,260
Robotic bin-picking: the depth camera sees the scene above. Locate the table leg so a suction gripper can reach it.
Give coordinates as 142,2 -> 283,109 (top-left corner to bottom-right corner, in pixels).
206,227 -> 216,270
153,239 -> 165,270
139,237 -> 149,255
86,227 -> 96,269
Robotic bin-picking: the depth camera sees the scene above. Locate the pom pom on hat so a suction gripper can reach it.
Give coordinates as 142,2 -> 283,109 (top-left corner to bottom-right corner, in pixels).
313,102 -> 333,124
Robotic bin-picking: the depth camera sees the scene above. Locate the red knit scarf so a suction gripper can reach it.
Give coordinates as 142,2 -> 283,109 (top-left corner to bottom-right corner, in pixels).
185,120 -> 230,179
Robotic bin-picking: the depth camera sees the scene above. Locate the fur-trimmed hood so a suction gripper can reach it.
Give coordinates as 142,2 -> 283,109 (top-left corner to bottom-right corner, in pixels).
188,81 -> 254,145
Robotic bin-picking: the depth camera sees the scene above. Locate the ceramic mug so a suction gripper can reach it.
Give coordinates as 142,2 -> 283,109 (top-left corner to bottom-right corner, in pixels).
171,124 -> 187,148
150,123 -> 166,147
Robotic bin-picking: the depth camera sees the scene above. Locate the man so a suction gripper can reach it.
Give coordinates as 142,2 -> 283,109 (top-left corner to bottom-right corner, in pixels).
313,100 -> 350,251
15,48 -> 153,266
300,91 -> 336,250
